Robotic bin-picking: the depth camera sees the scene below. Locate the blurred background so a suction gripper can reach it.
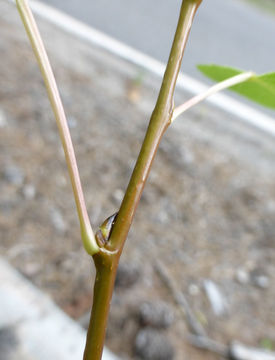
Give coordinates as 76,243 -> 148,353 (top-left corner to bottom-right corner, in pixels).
1,0 -> 275,359
40,0 -> 275,78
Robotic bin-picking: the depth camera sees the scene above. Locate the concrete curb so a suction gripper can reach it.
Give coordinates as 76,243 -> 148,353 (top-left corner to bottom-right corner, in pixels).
0,258 -> 118,360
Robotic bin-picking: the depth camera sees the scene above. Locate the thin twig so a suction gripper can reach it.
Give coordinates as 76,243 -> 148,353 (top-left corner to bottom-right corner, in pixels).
155,260 -> 206,337
186,333 -> 228,358
172,71 -> 254,121
188,335 -> 275,360
16,0 -> 98,255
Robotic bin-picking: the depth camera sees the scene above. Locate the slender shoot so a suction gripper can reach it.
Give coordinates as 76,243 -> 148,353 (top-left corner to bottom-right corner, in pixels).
16,0 -> 99,255
172,71 -> 255,121
108,0 -> 203,252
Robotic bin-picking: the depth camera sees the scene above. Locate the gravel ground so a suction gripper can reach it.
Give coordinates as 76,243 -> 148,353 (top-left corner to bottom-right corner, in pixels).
1,2 -> 275,359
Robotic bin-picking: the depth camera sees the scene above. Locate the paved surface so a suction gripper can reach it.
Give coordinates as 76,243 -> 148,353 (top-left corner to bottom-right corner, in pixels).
40,0 -> 275,80
0,258 -> 118,360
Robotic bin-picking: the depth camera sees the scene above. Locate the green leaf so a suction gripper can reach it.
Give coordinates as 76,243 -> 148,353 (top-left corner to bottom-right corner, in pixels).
197,64 -> 275,110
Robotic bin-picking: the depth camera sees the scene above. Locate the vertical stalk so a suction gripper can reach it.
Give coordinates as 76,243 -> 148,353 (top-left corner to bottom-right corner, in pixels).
83,252 -> 119,360
108,0 -> 202,252
84,1 -> 203,359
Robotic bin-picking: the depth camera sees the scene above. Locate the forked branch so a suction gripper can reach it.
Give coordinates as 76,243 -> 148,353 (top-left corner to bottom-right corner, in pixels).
84,1 -> 203,359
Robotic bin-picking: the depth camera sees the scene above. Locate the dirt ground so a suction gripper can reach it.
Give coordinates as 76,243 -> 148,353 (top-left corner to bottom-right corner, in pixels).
1,2 -> 275,359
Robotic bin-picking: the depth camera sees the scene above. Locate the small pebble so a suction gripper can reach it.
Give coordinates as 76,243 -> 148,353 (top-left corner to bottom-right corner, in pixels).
188,283 -> 200,296
22,184 -> 36,200
111,188 -> 124,206
266,200 -> 275,213
203,279 -> 227,316
182,148 -> 194,165
139,301 -> 174,329
135,328 -> 174,360
56,175 -> 67,187
236,268 -> 250,285
253,275 -> 270,289
68,116 -> 77,129
50,208 -> 67,235
154,210 -> 169,224
229,340 -> 275,360
23,262 -> 41,277
3,165 -> 24,186
250,269 -> 270,289
115,262 -> 140,288
0,108 -> 7,127
0,326 -> 18,357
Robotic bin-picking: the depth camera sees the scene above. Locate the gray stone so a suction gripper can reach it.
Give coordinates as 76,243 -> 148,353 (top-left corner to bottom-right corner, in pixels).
115,262 -> 140,288
50,208 -> 67,235
111,188 -> 124,206
188,283 -> 200,296
229,341 -> 275,360
235,268 -> 250,285
203,280 -> 228,316
139,301 -> 174,329
134,328 -> 174,360
3,165 -> 24,186
0,326 -> 18,359
253,275 -> 270,289
0,108 -> 7,128
22,184 -> 36,200
68,116 -> 77,129
250,269 -> 270,289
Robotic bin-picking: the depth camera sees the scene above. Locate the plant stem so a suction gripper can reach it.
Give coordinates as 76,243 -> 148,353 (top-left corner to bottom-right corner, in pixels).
84,1 -> 203,359
172,71 -> 255,121
83,251 -> 119,360
108,0 -> 202,252
16,0 -> 99,255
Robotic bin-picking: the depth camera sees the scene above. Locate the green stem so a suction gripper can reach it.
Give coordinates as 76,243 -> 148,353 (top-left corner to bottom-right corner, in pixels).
83,251 -> 119,360
108,0 -> 202,252
83,1 -> 202,359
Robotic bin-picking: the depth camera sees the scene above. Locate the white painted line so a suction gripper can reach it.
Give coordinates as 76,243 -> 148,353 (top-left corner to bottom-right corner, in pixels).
11,0 -> 275,137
